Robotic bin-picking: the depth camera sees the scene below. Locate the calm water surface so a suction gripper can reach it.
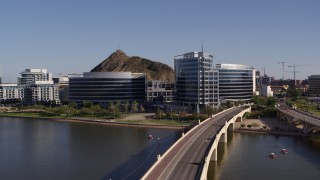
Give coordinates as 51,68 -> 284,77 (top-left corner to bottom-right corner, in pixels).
1,117 -> 320,180
0,117 -> 180,180
208,133 -> 320,180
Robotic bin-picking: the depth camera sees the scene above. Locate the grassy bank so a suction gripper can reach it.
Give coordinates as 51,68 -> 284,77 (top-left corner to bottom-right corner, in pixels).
116,119 -> 193,126
0,112 -> 193,127
0,112 -> 64,118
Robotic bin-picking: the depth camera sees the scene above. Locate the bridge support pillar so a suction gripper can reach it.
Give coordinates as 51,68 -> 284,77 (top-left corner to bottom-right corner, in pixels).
211,148 -> 217,161
220,121 -> 227,143
303,122 -> 310,134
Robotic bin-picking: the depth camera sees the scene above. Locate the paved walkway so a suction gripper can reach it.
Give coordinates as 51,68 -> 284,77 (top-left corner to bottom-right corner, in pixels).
235,117 -> 299,131
117,113 -> 155,121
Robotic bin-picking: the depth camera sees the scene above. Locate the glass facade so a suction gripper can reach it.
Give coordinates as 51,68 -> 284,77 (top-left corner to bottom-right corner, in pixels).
308,75 -> 320,96
69,72 -> 146,103
175,52 -> 219,107
216,64 -> 255,101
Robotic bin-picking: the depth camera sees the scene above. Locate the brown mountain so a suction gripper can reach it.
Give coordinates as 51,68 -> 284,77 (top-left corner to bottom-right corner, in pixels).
91,50 -> 175,82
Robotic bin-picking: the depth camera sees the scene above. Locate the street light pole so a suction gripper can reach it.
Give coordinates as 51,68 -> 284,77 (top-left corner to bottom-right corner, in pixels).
171,108 -> 173,123
157,137 -> 160,159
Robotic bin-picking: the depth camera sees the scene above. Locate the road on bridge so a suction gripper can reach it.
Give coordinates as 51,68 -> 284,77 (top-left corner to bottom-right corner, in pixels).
143,107 -> 246,180
279,104 -> 320,127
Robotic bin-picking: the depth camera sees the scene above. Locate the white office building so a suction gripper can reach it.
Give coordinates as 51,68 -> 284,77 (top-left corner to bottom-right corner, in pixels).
0,84 -> 24,101
260,85 -> 274,97
18,69 -> 60,105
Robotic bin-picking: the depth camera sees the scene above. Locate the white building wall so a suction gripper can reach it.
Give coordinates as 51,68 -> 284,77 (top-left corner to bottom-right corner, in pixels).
261,85 -> 273,97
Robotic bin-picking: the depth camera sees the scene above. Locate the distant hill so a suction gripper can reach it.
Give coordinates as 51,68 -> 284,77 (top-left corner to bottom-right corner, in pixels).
91,50 -> 175,82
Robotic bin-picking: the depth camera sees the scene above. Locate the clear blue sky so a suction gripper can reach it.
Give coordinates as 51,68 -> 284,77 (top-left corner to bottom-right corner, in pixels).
1,0 -> 319,82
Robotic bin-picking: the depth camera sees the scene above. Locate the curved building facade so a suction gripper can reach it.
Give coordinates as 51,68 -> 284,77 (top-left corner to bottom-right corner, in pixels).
215,64 -> 255,101
69,72 -> 146,103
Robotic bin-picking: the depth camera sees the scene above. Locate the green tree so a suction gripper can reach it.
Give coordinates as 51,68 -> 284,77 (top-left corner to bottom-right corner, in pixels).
155,109 -> 164,119
130,101 -> 138,113
139,104 -> 145,113
69,102 -> 78,109
226,101 -> 234,108
114,101 -> 121,111
287,87 -> 300,100
122,101 -> 129,114
266,97 -> 277,107
240,124 -> 246,128
247,124 -> 253,129
252,96 -> 266,106
83,100 -> 92,108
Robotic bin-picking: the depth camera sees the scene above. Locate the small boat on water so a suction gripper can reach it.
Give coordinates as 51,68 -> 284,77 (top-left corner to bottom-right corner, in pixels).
280,148 -> 288,154
148,134 -> 153,140
269,153 -> 277,159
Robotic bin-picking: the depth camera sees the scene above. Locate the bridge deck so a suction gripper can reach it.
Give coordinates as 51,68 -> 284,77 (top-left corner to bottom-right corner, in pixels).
279,105 -> 320,127
143,107 -> 245,180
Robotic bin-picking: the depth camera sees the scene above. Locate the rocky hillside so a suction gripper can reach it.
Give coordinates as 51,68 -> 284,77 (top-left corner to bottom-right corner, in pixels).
91,50 -> 175,82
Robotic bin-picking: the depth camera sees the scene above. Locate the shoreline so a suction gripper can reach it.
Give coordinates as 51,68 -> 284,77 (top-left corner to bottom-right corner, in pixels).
234,128 -> 307,137
0,115 -> 188,130
0,115 -> 314,136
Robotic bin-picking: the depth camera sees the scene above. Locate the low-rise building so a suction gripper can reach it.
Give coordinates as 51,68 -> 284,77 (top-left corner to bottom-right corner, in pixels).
69,72 -> 146,104
0,83 -> 24,102
146,80 -> 175,102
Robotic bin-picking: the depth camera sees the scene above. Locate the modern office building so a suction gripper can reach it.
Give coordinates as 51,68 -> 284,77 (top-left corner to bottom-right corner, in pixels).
18,69 -> 52,85
146,80 -> 175,102
215,64 -> 255,102
16,69 -> 60,105
308,75 -> 320,96
23,82 -> 60,105
69,72 -> 146,104
174,51 -> 220,111
0,84 -> 24,102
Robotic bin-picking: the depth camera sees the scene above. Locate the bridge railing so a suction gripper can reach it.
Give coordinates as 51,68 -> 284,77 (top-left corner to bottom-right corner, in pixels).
141,107 -> 237,180
281,103 -> 320,120
199,106 -> 251,180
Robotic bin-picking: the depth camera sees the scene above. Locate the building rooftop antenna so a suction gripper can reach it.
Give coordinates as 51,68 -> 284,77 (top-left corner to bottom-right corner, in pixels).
201,44 -> 204,58
278,61 -> 286,80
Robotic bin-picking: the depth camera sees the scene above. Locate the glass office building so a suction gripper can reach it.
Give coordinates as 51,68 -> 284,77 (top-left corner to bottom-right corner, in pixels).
69,72 -> 146,104
215,64 -> 255,102
308,75 -> 320,96
174,52 -> 220,109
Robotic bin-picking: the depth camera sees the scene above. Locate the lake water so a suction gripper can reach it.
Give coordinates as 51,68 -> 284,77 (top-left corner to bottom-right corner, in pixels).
0,117 -> 180,180
208,132 -> 320,180
1,117 -> 320,180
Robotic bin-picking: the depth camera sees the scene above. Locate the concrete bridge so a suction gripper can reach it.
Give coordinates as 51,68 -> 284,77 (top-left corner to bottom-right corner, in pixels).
277,104 -> 320,134
141,106 -> 251,180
